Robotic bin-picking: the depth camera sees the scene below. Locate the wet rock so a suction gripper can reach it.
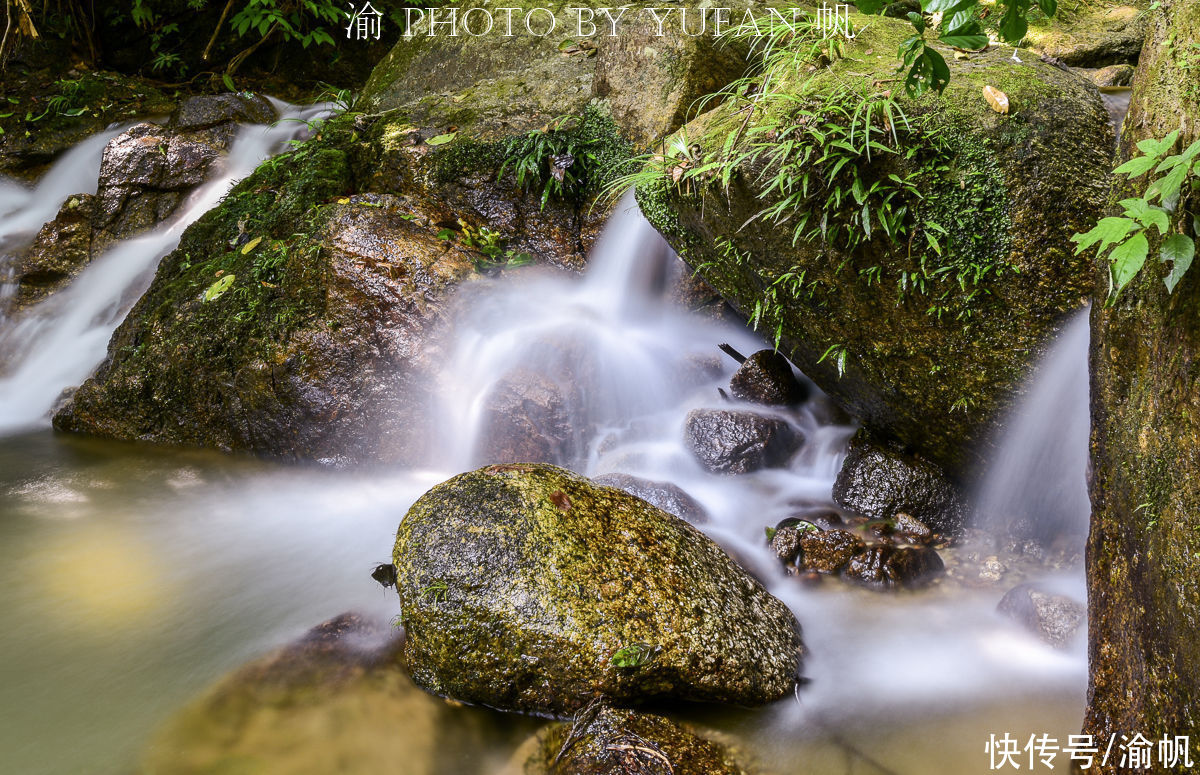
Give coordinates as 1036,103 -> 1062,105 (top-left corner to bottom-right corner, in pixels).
728,349 -> 808,406
8,194 -> 95,312
798,529 -> 866,574
476,369 -> 576,466
519,705 -> 753,775
592,473 -> 709,525
843,545 -> 944,590
997,584 -> 1085,648
684,409 -> 801,474
173,93 -> 275,132
893,512 -> 934,545
1087,63 -> 1137,88
833,430 -> 966,534
768,525 -> 804,562
978,555 -> 1008,584
392,464 -> 804,716
780,509 -> 845,531
141,612 -> 531,775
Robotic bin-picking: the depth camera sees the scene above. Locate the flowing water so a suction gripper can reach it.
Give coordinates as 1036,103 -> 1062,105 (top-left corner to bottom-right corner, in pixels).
0,127 -> 1089,773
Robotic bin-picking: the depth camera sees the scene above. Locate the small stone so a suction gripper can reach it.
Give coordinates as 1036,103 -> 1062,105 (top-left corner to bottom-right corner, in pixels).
997,584 -> 1085,648
894,512 -> 933,544
979,555 -> 1007,583
798,529 -> 865,573
684,409 -> 802,474
728,349 -> 808,406
769,526 -> 803,562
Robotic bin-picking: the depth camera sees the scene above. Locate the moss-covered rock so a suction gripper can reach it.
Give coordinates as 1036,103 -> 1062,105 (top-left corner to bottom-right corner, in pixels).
639,13 -> 1111,479
393,464 -> 804,716
140,613 -> 533,775
514,705 -> 755,774
1085,0 -> 1200,761
1008,0 -> 1149,67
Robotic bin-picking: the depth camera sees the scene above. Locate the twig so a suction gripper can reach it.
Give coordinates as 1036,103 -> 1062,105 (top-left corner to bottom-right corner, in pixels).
202,0 -> 235,62
1,0 -> 13,72
718,343 -> 747,363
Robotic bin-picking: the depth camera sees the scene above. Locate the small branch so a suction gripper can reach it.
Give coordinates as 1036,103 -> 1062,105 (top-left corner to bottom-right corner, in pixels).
225,21 -> 277,76
202,0 -> 235,63
718,343 -> 747,364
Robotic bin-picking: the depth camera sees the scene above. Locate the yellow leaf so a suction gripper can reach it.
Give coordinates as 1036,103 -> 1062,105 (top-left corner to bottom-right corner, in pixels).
240,236 -> 263,255
983,85 -> 1009,114
337,198 -> 351,204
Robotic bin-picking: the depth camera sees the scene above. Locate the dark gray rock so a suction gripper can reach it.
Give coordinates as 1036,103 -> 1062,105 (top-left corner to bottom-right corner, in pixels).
729,349 -> 807,406
173,93 -> 276,132
833,430 -> 966,534
684,409 -> 801,474
8,194 -> 95,312
593,473 -> 709,525
392,464 -> 804,716
997,584 -> 1085,648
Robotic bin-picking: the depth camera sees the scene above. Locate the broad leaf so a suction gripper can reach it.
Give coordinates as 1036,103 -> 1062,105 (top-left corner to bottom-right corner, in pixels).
1161,234 -> 1195,293
203,274 -> 236,302
998,0 -> 1029,43
1037,0 -> 1057,14
1110,233 -> 1149,293
426,132 -> 457,146
939,34 -> 989,49
1119,199 -> 1170,234
1136,130 -> 1179,159
1113,155 -> 1158,178
923,0 -> 973,13
1071,216 -> 1137,254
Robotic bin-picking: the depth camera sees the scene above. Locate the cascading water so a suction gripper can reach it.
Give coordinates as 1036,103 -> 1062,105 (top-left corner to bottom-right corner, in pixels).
0,137 -> 1090,773
0,100 -> 333,435
973,310 -> 1091,546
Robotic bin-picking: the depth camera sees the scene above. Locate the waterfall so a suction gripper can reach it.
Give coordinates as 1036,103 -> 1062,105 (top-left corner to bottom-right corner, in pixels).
0,101 -> 334,436
973,310 -> 1091,545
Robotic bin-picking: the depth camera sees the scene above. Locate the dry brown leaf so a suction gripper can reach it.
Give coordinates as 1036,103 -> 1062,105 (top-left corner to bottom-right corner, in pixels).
983,85 -> 1010,114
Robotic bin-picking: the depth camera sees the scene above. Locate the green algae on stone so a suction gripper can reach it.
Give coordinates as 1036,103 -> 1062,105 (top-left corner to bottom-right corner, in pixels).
392,464 -> 804,716
515,705 -> 756,775
637,13 -> 1112,479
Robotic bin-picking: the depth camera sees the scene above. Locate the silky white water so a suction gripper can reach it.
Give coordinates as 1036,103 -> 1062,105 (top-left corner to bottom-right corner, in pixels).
0,130 -> 1088,774
0,100 -> 333,435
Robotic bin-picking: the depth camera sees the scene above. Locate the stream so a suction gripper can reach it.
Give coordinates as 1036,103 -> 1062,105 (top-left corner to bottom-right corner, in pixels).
0,109 -> 1094,774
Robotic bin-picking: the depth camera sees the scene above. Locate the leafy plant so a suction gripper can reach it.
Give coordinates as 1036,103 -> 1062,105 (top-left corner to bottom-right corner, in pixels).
499,116 -> 602,209
419,580 -> 449,604
445,219 -> 534,274
45,78 -> 88,116
610,642 -> 659,669
853,0 -> 1050,97
1071,131 -> 1200,299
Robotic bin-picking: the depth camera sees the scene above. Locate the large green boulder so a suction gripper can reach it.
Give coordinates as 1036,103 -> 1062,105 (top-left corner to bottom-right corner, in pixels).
1085,0 -> 1200,760
639,13 -> 1112,478
393,464 -> 804,716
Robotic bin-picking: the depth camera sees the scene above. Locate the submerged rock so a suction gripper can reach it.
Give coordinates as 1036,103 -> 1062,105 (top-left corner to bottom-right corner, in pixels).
592,473 -> 709,525
833,431 -> 966,535
517,705 -> 753,775
476,369 -> 577,466
684,409 -> 801,474
392,464 -> 804,716
728,349 -> 808,406
639,12 -> 1111,480
141,612 -> 531,775
997,584 -> 1085,648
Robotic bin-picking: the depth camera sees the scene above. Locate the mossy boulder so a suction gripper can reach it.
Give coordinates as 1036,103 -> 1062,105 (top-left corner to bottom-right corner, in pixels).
141,613 -> 533,775
1007,0 -> 1149,67
392,464 -> 804,716
513,705 -> 755,774
638,13 -> 1111,479
1085,0 -> 1200,756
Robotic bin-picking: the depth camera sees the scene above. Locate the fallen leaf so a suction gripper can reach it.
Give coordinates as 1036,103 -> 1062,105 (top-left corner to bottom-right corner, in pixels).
983,85 -> 1009,114
241,236 -> 263,254
203,274 -> 235,302
426,132 -> 457,146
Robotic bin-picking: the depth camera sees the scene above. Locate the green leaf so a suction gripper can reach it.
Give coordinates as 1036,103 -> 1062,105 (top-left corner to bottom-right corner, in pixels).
426,132 -> 457,146
1113,155 -> 1158,178
938,34 -> 989,49
1071,216 -> 1137,254
203,274 -> 236,302
1119,199 -> 1170,233
1037,0 -> 1057,14
1110,232 -> 1149,293
222,73 -> 236,92
1160,234 -> 1195,293
611,642 -> 658,668
998,0 -> 1029,43
923,0 -> 973,13
240,236 -> 263,254
436,228 -> 455,241
1136,130 -> 1178,159
855,0 -> 887,12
